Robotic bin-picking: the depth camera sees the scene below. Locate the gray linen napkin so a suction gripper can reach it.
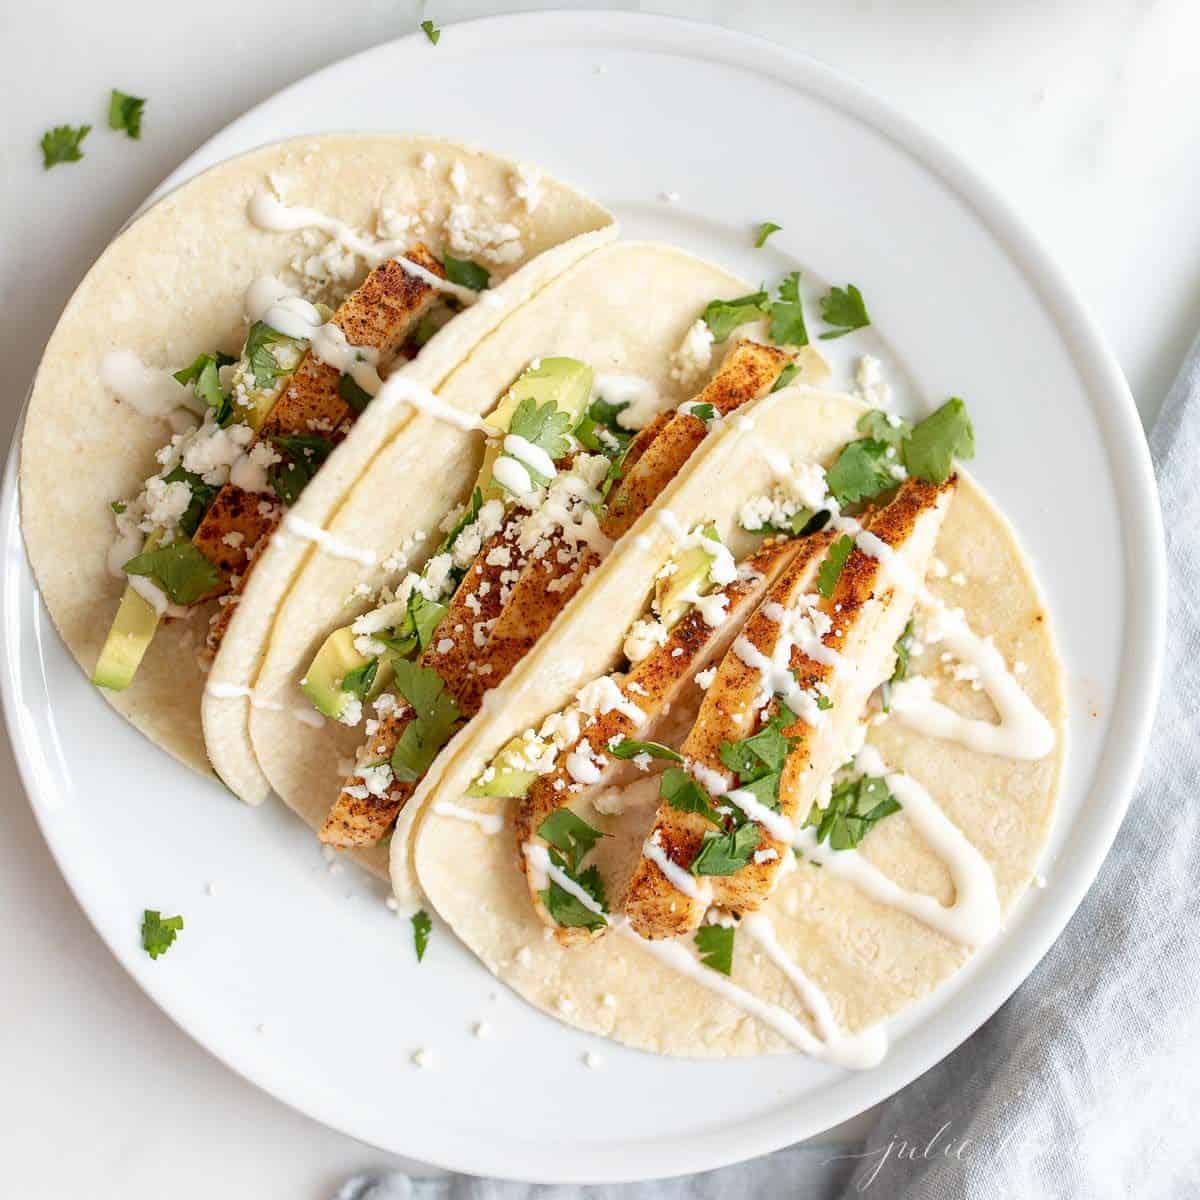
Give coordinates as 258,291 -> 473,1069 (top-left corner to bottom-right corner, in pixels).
337,342 -> 1193,1199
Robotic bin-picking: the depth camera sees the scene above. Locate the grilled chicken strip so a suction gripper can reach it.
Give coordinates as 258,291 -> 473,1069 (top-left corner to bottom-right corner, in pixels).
195,248 -> 445,651
514,538 -> 804,945
625,476 -> 956,939
601,341 -> 793,539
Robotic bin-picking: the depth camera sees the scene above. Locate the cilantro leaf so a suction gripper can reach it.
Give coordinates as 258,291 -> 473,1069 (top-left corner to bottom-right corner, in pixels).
161,466 -> 217,539
857,408 -> 911,448
902,398 -> 975,484
683,402 -> 717,424
734,771 -> 784,811
819,284 -> 871,339
695,924 -> 736,975
243,321 -> 296,388
609,738 -> 683,764
537,809 -> 606,874
660,767 -> 721,824
771,362 -> 800,393
412,909 -> 432,961
377,591 -> 448,658
540,853 -> 608,932
816,534 -> 855,598
576,396 -> 632,456
825,438 -> 897,507
108,89 -> 146,139
111,500 -> 127,515
754,221 -> 782,248
41,124 -> 91,169
420,19 -> 441,44
806,774 -> 900,850
692,824 -> 761,877
702,290 -> 769,342
141,909 -> 183,959
880,618 -> 913,712
174,352 -> 233,423
339,371 -> 373,414
268,434 -> 334,506
341,657 -> 379,701
444,255 -> 488,292
123,540 -> 222,606
439,488 -> 483,554
390,661 -> 460,781
766,271 -> 808,348
507,397 -> 573,466
719,710 -> 792,779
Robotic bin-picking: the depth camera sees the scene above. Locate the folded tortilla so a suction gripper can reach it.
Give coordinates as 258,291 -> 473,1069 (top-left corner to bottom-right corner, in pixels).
409,386 -> 1066,1060
20,133 -> 615,781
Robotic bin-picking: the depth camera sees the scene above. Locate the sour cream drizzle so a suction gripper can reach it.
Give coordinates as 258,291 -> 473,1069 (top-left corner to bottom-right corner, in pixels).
641,836 -> 710,901
503,433 -> 557,481
203,681 -> 284,711
282,513 -> 377,566
375,374 -> 492,433
523,843 -> 608,915
433,800 -> 504,835
100,350 -> 203,420
248,191 -> 483,306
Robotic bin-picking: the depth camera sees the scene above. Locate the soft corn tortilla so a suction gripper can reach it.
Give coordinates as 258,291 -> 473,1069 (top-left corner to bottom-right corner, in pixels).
20,133 -> 614,781
410,388 -> 1066,1057
247,241 -> 778,876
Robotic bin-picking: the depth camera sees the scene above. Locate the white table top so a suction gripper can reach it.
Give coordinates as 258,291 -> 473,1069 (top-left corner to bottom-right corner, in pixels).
3,1 -> 1196,1194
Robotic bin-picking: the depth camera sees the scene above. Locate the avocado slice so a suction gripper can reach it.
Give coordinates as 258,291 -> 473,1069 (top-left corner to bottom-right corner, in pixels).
302,626 -> 392,719
655,523 -> 721,627
92,583 -> 162,690
478,357 -> 593,499
466,733 -> 543,798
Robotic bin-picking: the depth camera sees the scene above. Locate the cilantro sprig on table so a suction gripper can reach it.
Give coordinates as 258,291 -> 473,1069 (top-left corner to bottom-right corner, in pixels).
420,19 -> 441,44
412,909 -> 432,961
141,909 -> 184,959
700,273 -> 808,347
108,89 -> 146,140
41,124 -> 91,169
754,221 -> 782,248
819,284 -> 871,339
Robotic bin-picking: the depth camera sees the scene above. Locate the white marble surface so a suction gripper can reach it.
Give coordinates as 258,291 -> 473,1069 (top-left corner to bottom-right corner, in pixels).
2,1 -> 1196,1195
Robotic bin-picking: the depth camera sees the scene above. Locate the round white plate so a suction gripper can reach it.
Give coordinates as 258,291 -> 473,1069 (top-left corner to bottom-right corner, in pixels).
2,11 -> 1164,1184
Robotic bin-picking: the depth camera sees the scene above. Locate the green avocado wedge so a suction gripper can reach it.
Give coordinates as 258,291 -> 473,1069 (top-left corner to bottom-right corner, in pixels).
92,580 -> 162,690
302,626 -> 394,720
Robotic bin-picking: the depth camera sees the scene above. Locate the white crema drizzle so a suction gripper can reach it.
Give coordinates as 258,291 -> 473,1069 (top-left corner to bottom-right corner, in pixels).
100,350 -> 204,422
282,513 -> 377,566
248,191 -> 484,306
433,800 -> 504,835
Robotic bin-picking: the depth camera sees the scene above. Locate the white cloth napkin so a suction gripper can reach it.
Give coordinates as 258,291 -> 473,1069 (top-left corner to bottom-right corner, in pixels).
336,344 -> 1192,1199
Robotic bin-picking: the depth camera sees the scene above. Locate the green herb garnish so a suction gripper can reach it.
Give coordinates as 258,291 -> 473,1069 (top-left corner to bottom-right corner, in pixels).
540,854 -> 608,932
902,398 -> 974,484
341,658 -> 379,701
609,738 -> 683,764
108,89 -> 146,139
766,271 -> 808,348
819,284 -> 870,339
161,466 -> 218,539
754,221 -> 782,248
824,438 -> 898,507
806,774 -> 900,850
694,924 -> 736,975
692,825 -> 761,877
243,321 -> 296,388
444,254 -> 488,291
123,540 -> 221,606
41,124 -> 90,169
771,362 -> 800,393
439,488 -> 483,554
816,534 -> 855,598
338,371 -> 373,414
659,767 -> 721,824
141,909 -> 183,959
537,809 -> 606,874
503,397 -> 573,484
857,408 -> 911,447
111,500 -> 127,515
880,619 -> 913,712
576,396 -> 632,456
390,661 -> 461,782
412,909 -> 432,961
420,19 -> 441,44
702,290 -> 769,342
268,433 -> 334,506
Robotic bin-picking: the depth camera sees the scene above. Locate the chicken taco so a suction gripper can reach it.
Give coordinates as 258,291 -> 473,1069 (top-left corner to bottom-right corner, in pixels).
20,133 -> 615,779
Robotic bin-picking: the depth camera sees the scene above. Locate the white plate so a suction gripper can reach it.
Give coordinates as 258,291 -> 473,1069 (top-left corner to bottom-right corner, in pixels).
2,11 -> 1164,1184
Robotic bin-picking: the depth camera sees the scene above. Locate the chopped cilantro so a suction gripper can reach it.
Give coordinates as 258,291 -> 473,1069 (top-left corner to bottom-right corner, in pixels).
806,774 -> 900,850
880,619 -> 913,712
816,534 -> 855,598
765,271 -> 808,348
439,488 -> 483,554
161,466 -> 217,539
702,290 -> 769,342
576,396 -> 632,456
174,352 -> 233,423
141,909 -> 183,959
540,854 -> 608,932
717,703 -> 797,814
243,321 -> 295,388
762,506 -> 828,538
268,434 -> 334,506
339,371 -> 373,414
444,254 -> 488,291
505,397 -> 573,481
420,18 -> 441,44
771,362 -> 800,393
378,591 -> 448,658
412,909 -> 432,961
857,408 -> 911,447
817,694 -> 833,711
695,924 -> 736,975
683,402 -> 717,424
692,824 -> 761,877
659,767 -> 720,824
825,438 -> 897,507
902,398 -> 974,484
390,661 -> 461,782
819,284 -> 871,339
754,221 -> 782,248
108,89 -> 146,139
341,657 -> 379,701
609,738 -> 683,764
40,124 -> 90,169
110,500 -> 127,515
123,540 -> 221,606
537,809 -> 606,874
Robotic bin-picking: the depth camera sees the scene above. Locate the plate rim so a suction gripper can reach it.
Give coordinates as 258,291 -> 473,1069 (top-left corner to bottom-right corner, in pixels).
3,10 -> 1166,1183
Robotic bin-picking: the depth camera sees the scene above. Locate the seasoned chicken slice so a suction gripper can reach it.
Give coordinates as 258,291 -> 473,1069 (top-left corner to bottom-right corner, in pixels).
195,248 -> 445,650
514,538 -> 804,945
601,341 -> 793,539
625,477 -> 956,939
